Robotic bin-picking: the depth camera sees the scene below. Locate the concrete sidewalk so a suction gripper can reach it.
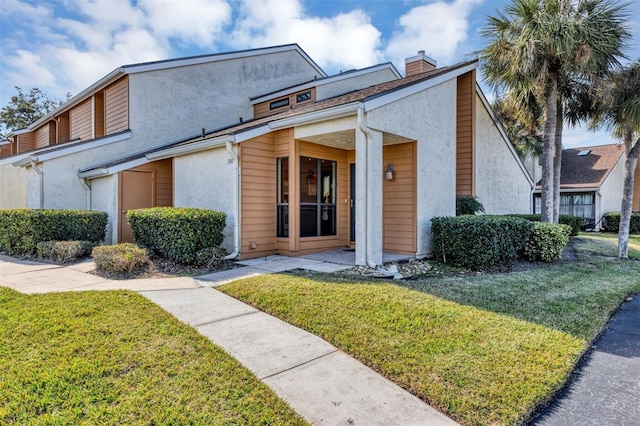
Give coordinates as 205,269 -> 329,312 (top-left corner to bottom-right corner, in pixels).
0,255 -> 458,425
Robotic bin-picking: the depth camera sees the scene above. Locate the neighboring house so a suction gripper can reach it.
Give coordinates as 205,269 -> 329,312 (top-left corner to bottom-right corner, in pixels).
531,143 -> 640,229
0,45 -> 533,265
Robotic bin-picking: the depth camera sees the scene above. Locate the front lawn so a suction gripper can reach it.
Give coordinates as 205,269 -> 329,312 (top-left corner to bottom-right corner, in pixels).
219,234 -> 640,426
0,288 -> 306,425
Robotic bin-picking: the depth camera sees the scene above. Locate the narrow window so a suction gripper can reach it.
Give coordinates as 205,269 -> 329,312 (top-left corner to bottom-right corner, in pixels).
300,157 -> 337,237
277,157 -> 289,237
296,91 -> 312,103
270,98 -> 290,110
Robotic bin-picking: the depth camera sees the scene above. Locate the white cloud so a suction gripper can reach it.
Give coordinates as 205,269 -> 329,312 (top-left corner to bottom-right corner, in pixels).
385,0 -> 484,67
3,50 -> 57,89
231,0 -> 382,71
139,0 -> 231,47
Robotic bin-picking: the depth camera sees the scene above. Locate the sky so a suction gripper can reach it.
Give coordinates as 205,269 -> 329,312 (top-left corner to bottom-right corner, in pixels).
1,0 -> 639,148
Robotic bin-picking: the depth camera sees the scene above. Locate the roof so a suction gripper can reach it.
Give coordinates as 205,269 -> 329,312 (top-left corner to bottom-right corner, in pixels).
11,44 -> 326,135
535,144 -> 625,190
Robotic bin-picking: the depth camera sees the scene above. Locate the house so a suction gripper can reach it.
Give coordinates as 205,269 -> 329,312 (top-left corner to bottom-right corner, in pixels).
0,45 -> 533,265
531,143 -> 640,229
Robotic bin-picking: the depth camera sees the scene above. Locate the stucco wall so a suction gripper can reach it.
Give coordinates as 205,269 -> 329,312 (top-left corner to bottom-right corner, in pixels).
0,163 -> 27,208
129,50 -> 321,149
173,146 -> 236,251
475,94 -> 532,215
90,175 -> 119,244
315,68 -> 398,102
599,155 -> 626,219
367,78 -> 458,257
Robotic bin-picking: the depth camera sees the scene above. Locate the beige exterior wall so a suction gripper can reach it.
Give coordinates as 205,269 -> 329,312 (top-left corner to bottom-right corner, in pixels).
600,155 -> 626,219
0,163 -> 27,208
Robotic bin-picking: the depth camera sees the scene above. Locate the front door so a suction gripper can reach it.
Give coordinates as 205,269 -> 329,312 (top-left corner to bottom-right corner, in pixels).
350,163 -> 356,242
119,170 -> 154,243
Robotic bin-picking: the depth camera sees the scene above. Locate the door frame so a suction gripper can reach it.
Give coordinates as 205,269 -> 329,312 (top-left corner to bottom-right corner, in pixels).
118,169 -> 155,243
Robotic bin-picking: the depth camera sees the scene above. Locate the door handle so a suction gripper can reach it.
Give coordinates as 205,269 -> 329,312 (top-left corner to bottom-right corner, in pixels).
350,199 -> 354,208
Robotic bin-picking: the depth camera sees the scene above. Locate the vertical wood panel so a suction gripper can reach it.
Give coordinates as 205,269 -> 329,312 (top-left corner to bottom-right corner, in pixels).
34,123 -> 53,148
94,92 -> 105,138
57,112 -> 70,144
105,76 -> 129,135
456,70 -> 475,196
17,132 -> 35,152
383,142 -> 416,254
240,134 -> 277,258
70,98 -> 93,141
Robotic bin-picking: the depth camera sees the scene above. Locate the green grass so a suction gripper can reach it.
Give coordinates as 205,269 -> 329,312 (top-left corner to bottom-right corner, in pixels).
0,289 -> 306,425
578,232 -> 640,259
219,234 -> 640,426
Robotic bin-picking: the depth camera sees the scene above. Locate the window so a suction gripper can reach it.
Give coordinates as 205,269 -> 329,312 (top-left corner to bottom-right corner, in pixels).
277,157 -> 289,237
296,91 -> 312,103
270,98 -> 290,110
300,157 -> 337,237
534,192 -> 595,222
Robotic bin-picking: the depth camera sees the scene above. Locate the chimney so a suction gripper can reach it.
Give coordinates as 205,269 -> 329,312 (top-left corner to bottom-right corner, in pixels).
405,50 -> 437,77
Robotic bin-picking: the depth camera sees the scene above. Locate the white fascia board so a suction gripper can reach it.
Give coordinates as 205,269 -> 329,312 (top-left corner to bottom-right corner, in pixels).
1,152 -> 30,166
145,134 -> 234,160
125,45 -> 326,78
476,84 -> 535,187
250,63 -> 400,105
12,131 -> 132,167
363,62 -> 478,111
233,125 -> 271,142
12,128 -> 31,135
79,157 -> 149,180
533,187 -> 599,194
268,102 -> 361,129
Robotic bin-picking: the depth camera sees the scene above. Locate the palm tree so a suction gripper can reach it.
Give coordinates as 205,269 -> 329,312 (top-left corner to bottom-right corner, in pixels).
590,61 -> 640,258
492,93 -> 542,160
480,0 -> 630,223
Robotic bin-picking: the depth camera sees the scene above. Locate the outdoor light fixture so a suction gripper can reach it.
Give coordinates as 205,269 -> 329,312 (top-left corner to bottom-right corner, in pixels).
385,163 -> 394,181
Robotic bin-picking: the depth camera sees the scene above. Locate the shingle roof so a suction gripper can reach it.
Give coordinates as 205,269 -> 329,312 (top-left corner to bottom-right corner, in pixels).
536,144 -> 625,189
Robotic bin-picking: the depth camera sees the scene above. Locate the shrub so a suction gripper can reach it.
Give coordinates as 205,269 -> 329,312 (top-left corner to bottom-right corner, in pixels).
194,246 -> 228,268
92,244 -> 149,275
456,196 -> 485,216
431,215 -> 533,270
127,207 -> 226,264
523,223 -> 571,262
0,209 -> 107,255
506,213 -> 584,236
601,212 -> 640,233
37,241 -> 94,263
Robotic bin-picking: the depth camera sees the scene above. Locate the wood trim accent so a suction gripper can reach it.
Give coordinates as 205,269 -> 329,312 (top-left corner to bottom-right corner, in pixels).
253,87 -> 316,119
93,91 -> 105,138
105,76 -> 129,135
383,142 -> 416,254
456,70 -> 476,196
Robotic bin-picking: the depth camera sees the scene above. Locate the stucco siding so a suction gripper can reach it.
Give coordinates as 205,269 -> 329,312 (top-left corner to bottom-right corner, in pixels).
173,146 -> 236,251
600,156 -> 626,219
475,93 -> 532,215
367,78 -> 458,257
91,175 -> 118,244
0,164 -> 27,208
315,68 -> 398,102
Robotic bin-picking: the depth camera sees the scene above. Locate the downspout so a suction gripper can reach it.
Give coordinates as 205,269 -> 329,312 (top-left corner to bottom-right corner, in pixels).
30,160 -> 44,209
224,140 -> 240,260
79,177 -> 91,210
356,107 -> 378,269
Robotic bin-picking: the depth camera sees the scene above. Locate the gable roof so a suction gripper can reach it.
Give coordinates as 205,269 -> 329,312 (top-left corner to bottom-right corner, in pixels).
536,143 -> 625,190
12,44 -> 326,136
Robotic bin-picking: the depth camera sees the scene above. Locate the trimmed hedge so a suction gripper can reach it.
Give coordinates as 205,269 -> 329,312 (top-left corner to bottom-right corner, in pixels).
523,223 -> 571,262
432,215 -> 570,270
432,216 -> 534,270
37,241 -> 95,263
601,212 -> 640,233
506,213 -> 584,236
127,207 -> 226,264
0,209 -> 107,255
92,243 -> 149,275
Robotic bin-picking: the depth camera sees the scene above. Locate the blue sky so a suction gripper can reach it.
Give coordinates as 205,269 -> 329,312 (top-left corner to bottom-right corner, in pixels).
1,0 -> 639,147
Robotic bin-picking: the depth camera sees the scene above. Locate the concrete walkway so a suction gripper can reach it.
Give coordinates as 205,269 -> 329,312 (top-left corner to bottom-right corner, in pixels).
532,295 -> 640,426
0,254 -> 457,425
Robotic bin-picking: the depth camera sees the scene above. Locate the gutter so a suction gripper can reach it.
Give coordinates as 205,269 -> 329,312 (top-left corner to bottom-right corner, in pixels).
30,160 -> 44,209
79,178 -> 91,210
145,134 -> 234,161
356,107 -> 378,269
224,140 -> 240,260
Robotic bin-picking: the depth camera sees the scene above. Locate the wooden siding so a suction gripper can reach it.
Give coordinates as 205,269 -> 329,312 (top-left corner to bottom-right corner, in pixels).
456,70 -> 475,196
70,98 -> 93,141
34,122 -> 55,149
17,132 -> 35,152
634,165 -> 640,211
240,134 -> 277,258
253,88 -> 316,119
0,141 -> 12,157
383,142 -> 416,254
405,60 -> 436,77
57,112 -> 70,144
105,76 -> 129,135
94,92 -> 105,138
127,159 -> 174,207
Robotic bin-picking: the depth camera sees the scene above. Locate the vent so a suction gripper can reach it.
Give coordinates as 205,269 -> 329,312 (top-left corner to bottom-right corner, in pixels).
577,149 -> 591,156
